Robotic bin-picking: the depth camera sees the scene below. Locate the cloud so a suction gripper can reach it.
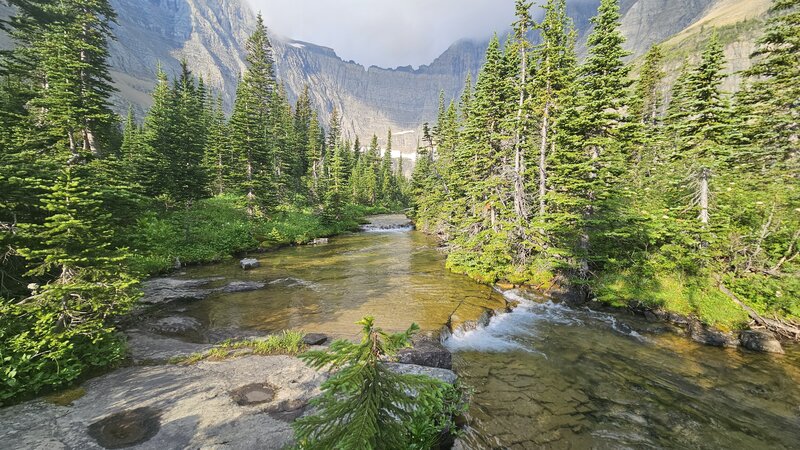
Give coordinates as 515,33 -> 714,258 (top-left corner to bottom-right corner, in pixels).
245,0 -> 516,68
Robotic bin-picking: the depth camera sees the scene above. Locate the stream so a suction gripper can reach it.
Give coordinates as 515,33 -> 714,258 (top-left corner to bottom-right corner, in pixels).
162,215 -> 800,448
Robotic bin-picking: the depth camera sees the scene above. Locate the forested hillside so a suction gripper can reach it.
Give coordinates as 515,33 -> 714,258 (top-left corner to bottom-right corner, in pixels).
411,0 -> 799,332
0,3 -> 406,401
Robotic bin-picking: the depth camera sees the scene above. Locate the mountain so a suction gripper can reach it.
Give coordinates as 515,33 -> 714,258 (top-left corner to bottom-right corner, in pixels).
1,0 -> 771,152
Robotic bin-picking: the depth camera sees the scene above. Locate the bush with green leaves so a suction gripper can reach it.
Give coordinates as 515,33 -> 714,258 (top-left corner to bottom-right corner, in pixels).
293,317 -> 466,450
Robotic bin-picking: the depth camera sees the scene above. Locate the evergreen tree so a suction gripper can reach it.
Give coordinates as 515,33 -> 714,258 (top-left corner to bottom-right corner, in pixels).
293,317 -> 446,449
738,0 -> 799,169
203,97 -> 229,196
228,13 -> 277,215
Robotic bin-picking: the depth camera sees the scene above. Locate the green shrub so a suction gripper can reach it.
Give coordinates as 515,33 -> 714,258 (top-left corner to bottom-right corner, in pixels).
0,304 -> 125,404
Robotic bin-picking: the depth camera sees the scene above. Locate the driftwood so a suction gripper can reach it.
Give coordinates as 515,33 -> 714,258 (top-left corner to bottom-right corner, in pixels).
716,277 -> 800,341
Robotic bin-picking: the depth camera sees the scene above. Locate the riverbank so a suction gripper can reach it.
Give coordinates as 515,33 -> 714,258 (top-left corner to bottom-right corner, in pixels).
126,195 -> 393,275
430,233 -> 798,352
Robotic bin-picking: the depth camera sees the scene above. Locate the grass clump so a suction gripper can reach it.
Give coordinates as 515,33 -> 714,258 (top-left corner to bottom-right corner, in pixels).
173,331 -> 307,365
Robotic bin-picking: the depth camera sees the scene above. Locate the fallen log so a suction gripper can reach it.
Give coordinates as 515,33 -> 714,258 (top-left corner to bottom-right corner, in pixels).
716,277 -> 800,341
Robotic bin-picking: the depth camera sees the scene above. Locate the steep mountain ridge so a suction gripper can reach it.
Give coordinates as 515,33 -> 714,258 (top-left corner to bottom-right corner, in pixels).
1,0 -> 770,152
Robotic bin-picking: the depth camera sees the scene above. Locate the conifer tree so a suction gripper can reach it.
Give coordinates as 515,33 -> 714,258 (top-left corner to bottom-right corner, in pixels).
532,0 -> 576,217
551,0 -> 630,277
203,97 -> 229,196
671,31 -> 731,228
738,0 -> 799,169
229,13 -> 277,215
293,317 -> 446,449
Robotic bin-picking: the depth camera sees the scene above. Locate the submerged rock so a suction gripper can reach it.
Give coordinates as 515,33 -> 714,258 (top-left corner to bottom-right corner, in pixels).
148,316 -> 202,335
739,330 -> 784,354
221,281 -> 267,293
125,330 -> 213,364
240,258 -> 260,270
397,336 -> 452,370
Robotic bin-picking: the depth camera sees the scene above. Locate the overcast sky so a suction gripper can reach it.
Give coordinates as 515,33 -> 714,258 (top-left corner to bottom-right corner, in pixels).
245,0 -> 516,69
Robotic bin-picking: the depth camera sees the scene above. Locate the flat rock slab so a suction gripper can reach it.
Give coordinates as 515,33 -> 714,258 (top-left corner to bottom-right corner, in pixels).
0,356 -> 327,450
140,278 -> 267,307
140,277 -> 223,305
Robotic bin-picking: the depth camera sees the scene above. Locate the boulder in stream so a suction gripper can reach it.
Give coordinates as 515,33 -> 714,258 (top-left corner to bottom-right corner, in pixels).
397,335 -> 452,370
739,330 -> 784,354
689,321 -> 739,348
240,258 -> 260,270
311,238 -> 329,245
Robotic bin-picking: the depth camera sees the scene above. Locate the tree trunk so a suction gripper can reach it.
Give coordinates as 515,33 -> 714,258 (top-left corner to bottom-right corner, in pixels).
538,103 -> 549,216
699,167 -> 709,226
513,32 -> 528,221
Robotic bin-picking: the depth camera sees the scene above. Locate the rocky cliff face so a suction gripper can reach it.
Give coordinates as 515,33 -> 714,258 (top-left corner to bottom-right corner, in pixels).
1,0 -> 769,152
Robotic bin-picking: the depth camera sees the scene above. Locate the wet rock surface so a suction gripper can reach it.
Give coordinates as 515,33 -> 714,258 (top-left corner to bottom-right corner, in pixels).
87,407 -> 161,449
739,330 -> 784,354
397,335 -> 453,370
688,321 -> 740,348
230,383 -> 276,406
220,280 -> 267,293
125,330 -> 213,364
140,277 -> 223,305
148,316 -> 202,335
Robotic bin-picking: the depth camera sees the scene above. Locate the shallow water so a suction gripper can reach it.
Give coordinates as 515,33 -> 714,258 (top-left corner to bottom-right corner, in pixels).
164,217 -> 800,448
448,291 -> 800,449
171,217 -> 505,340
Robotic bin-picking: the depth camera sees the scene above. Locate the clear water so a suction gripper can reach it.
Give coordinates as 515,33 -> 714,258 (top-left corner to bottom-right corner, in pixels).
448,291 -> 800,449
170,216 -> 505,341
164,218 -> 800,448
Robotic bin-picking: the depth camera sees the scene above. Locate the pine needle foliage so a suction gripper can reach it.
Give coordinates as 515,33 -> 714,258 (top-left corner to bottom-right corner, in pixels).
293,317 -> 449,450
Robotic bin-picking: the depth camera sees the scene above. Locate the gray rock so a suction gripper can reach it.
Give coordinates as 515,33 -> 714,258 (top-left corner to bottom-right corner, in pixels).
384,363 -> 458,385
221,281 -> 266,293
739,330 -> 784,354
302,333 -> 329,346
240,258 -> 260,270
397,336 -> 452,370
689,322 -> 739,348
140,277 -> 223,305
0,355 -> 326,450
148,316 -> 202,335
311,238 -> 329,245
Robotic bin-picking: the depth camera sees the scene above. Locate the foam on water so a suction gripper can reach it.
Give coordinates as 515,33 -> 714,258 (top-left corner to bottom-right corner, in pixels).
445,289 -> 646,353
